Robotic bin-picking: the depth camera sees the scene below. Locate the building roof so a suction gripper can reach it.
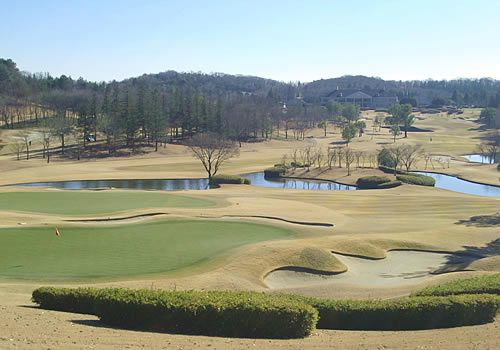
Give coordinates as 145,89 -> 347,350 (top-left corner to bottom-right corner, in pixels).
344,91 -> 372,99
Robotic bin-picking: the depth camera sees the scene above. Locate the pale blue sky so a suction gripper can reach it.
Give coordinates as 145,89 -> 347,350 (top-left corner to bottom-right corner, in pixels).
2,0 -> 500,83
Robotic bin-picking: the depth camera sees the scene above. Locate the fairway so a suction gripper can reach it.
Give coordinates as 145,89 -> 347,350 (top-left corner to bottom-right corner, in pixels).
0,191 -> 215,215
0,220 -> 294,280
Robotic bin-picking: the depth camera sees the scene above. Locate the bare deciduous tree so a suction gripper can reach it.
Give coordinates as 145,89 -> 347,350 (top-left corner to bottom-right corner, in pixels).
10,141 -> 24,160
187,132 -> 239,180
20,132 -> 30,160
384,145 -> 406,175
344,147 -> 355,176
314,147 -> 324,169
368,152 -> 377,168
423,152 -> 434,170
400,144 -> 422,171
355,151 -> 363,168
300,145 -> 313,171
327,148 -> 337,169
336,147 -> 344,168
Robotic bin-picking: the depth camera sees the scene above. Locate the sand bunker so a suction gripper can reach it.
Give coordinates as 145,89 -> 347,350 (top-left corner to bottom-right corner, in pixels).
265,250 -> 479,289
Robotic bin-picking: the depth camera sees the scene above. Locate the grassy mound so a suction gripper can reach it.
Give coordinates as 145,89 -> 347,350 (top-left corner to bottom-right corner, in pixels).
0,220 -> 294,280
288,247 -> 344,273
356,176 -> 401,189
32,287 -> 318,339
209,174 -> 251,186
411,274 -> 500,297
0,191 -> 214,215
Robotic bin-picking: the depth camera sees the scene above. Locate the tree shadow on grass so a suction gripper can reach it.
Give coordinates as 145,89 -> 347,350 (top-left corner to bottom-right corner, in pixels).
455,213 -> 500,227
329,140 -> 348,145
434,238 -> 500,273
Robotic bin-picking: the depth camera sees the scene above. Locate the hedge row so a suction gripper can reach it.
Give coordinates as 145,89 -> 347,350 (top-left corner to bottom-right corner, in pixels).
397,174 -> 436,186
379,165 -> 406,174
32,287 -> 500,335
412,274 -> 500,297
293,294 -> 500,330
209,174 -> 251,185
379,166 -> 435,187
32,287 -> 317,339
356,176 -> 401,189
264,166 -> 285,178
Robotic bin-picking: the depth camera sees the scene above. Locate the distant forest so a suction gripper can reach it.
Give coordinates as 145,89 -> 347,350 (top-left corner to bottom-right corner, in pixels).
1,58 -> 499,154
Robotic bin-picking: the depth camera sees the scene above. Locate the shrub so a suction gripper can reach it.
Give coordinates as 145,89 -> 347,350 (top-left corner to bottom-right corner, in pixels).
397,174 -> 435,186
293,294 -> 500,330
356,176 -> 401,189
291,161 -> 305,168
264,166 -> 285,178
209,174 -> 251,185
32,287 -> 104,315
32,287 -> 318,339
411,274 -> 500,297
377,149 -> 395,168
376,180 -> 402,188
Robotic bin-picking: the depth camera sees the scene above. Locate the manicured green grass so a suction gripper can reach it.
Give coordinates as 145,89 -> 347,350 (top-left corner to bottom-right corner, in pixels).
0,191 -> 214,215
0,220 -> 294,280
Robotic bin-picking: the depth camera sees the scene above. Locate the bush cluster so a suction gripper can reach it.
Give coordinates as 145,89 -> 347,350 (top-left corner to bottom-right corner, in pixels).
264,166 -> 285,178
295,294 -> 500,330
411,274 -> 500,297
356,176 -> 401,189
209,174 -> 251,185
379,166 -> 435,187
397,174 -> 435,186
290,161 -> 306,168
32,287 -> 317,339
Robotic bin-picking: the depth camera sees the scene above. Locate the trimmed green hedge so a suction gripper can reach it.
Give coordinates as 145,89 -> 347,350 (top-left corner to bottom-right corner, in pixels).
264,166 -> 285,178
32,287 -> 103,315
210,174 -> 251,185
397,174 -> 435,186
356,176 -> 401,189
377,180 -> 402,188
379,166 -> 435,187
32,287 -> 317,339
379,165 -> 405,174
32,286 -> 500,334
294,294 -> 500,330
411,274 -> 500,297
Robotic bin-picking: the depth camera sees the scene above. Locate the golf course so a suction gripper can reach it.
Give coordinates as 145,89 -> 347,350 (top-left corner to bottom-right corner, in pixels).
1,108 -> 499,349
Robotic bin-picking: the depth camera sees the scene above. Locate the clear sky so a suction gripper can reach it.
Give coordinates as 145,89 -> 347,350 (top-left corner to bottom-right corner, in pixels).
2,0 -> 500,83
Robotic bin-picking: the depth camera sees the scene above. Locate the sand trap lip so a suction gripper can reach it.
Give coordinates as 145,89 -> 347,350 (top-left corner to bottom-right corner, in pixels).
264,250 -> 480,289
222,215 -> 334,227
65,212 -> 168,222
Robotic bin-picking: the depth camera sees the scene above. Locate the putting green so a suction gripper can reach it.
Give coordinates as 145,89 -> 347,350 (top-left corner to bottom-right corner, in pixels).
0,191 -> 214,215
0,220 -> 294,280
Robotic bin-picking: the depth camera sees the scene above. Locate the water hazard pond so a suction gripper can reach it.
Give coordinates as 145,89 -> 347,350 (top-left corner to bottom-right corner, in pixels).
9,173 -> 355,192
8,171 -> 500,196
412,171 -> 500,197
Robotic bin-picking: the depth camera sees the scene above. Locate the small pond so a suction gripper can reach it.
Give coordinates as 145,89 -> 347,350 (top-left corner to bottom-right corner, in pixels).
8,172 -> 355,192
412,171 -> 500,197
241,172 -> 356,191
462,154 -> 497,164
10,178 -> 210,191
